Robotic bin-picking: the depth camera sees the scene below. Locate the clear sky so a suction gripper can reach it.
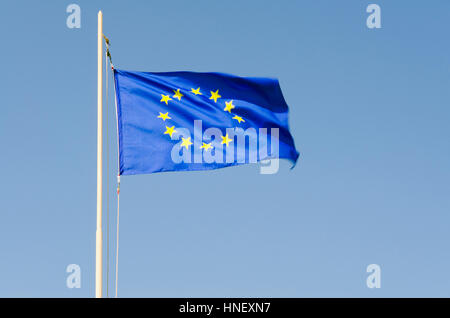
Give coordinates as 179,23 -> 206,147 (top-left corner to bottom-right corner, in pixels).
0,0 -> 449,297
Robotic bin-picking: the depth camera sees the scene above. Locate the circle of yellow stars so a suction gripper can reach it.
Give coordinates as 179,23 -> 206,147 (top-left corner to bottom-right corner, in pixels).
157,86 -> 246,151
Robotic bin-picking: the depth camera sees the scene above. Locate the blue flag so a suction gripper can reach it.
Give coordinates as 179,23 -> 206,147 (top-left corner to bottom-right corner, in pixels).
113,69 -> 299,175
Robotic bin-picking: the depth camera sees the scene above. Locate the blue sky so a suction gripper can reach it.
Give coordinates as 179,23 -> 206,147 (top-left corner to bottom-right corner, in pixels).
0,0 -> 449,297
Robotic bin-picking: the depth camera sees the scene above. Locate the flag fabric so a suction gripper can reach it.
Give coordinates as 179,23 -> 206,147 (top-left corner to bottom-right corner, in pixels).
113,69 -> 299,175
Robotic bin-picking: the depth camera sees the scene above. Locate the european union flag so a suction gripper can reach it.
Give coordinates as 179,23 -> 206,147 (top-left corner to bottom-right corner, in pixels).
113,69 -> 299,175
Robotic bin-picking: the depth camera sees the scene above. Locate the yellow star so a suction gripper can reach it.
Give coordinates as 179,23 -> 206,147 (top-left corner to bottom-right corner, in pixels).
221,134 -> 232,147
232,115 -> 245,123
180,137 -> 193,150
200,142 -> 213,152
191,87 -> 202,95
173,89 -> 183,101
160,94 -> 172,105
164,125 -> 176,138
224,100 -> 235,113
157,112 -> 171,121
209,89 -> 221,103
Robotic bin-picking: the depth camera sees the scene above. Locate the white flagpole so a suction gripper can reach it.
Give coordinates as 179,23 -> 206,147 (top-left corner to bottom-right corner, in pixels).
96,10 -> 103,298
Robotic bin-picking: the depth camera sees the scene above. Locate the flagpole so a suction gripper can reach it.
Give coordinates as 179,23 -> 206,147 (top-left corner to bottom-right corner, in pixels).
96,10 -> 103,298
